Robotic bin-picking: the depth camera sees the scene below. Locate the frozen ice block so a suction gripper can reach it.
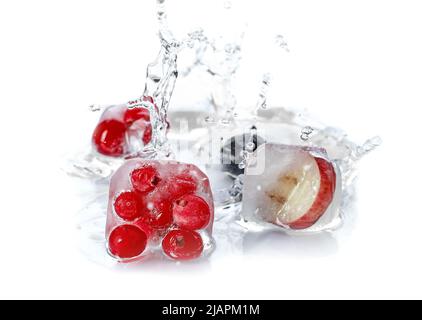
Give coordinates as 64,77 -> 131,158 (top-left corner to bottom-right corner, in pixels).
92,97 -> 153,157
106,159 -> 214,262
241,144 -> 342,232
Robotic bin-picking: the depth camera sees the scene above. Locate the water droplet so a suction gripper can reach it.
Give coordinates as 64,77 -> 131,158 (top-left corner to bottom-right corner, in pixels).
89,104 -> 102,112
301,126 -> 314,141
246,142 -> 255,152
302,126 -> 314,135
240,150 -> 248,159
300,134 -> 309,141
275,34 -> 290,52
256,73 -> 272,110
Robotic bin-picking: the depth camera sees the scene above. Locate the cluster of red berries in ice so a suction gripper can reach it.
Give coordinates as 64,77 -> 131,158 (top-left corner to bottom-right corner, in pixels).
92,96 -> 154,157
106,159 -> 214,261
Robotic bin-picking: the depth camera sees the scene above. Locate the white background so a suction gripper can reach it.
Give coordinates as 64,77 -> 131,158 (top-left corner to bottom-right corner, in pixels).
0,0 -> 421,299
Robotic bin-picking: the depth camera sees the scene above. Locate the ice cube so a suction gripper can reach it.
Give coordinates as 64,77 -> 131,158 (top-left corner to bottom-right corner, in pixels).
105,159 -> 214,262
241,144 -> 342,233
92,98 -> 152,157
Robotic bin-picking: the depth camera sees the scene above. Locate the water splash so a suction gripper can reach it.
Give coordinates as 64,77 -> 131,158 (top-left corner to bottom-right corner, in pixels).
88,104 -> 103,112
68,1 -> 382,263
307,126 -> 382,194
140,45 -> 179,158
275,34 -> 290,52
300,126 -> 315,141
256,73 -> 272,111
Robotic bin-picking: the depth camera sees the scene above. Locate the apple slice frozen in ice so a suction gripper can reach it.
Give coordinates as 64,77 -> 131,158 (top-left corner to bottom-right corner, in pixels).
242,144 -> 338,230
266,154 -> 336,229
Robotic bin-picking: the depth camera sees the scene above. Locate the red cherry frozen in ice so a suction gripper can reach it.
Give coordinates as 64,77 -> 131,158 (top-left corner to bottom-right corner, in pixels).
114,191 -> 144,222
166,173 -> 197,201
162,229 -> 204,260
142,124 -> 152,145
130,166 -> 161,194
123,107 -> 150,126
142,197 -> 173,230
108,224 -> 148,259
173,194 -> 211,230
92,119 -> 127,156
124,96 -> 154,124
133,219 -> 154,239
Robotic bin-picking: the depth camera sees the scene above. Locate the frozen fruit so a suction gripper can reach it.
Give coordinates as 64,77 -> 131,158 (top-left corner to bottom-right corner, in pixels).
130,165 -> 161,194
106,159 -> 214,262
108,224 -> 148,259
123,106 -> 150,125
142,125 -> 152,145
114,191 -> 144,222
92,119 -> 127,156
92,100 -> 153,157
165,173 -> 197,200
141,196 -> 173,230
125,96 -> 154,125
173,194 -> 211,230
162,229 -> 204,261
286,157 -> 336,229
241,144 -> 339,231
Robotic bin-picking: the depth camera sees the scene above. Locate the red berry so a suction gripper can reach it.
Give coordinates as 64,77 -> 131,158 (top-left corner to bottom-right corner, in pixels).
108,225 -> 148,259
166,173 -> 197,200
173,195 -> 211,230
142,197 -> 173,230
92,119 -> 127,156
114,191 -> 144,221
130,166 -> 161,194
133,219 -> 154,239
162,229 -> 204,260
123,107 -> 150,125
142,124 -> 152,145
